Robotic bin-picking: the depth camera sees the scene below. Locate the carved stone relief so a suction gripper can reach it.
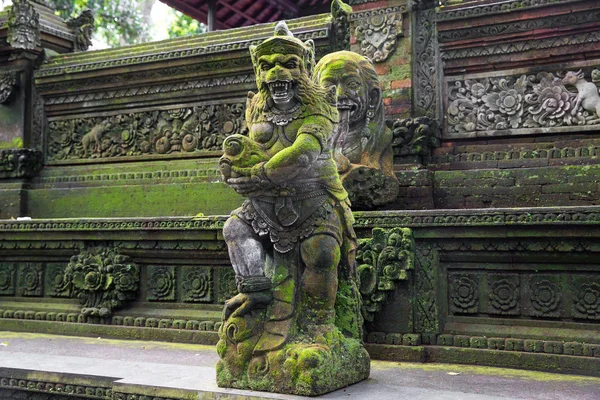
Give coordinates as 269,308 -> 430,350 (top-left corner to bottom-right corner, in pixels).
63,247 -> 139,316
351,7 -> 405,63
147,266 -> 175,301
414,9 -> 437,118
389,116 -> 441,163
449,273 -> 478,314
529,276 -> 561,318
330,0 -> 352,52
47,103 -> 246,162
0,149 -> 43,179
0,263 -> 16,296
356,227 -> 414,322
7,0 -> 41,50
573,276 -> 600,320
487,274 -> 520,315
19,263 -> 43,297
447,68 -> 600,137
66,10 -> 94,52
181,266 -> 212,302
0,72 -> 18,104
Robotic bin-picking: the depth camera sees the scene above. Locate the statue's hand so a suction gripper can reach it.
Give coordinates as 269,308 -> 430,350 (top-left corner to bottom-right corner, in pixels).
223,291 -> 272,320
227,176 -> 262,196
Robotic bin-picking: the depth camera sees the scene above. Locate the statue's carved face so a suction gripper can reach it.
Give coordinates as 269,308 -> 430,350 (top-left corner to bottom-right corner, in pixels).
257,54 -> 303,108
316,59 -> 367,125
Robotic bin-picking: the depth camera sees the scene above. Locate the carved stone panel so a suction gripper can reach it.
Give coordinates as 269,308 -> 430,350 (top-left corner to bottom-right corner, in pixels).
0,72 -> 17,104
19,263 -> 44,297
527,275 -> 562,318
449,273 -> 479,315
147,265 -> 175,302
181,266 -> 212,303
414,9 -> 438,118
350,6 -> 406,63
486,274 -> 520,316
216,267 -> 237,304
446,66 -> 600,138
46,102 -> 246,162
572,275 -> 600,321
0,263 -> 16,296
45,263 -> 71,298
0,149 -> 43,179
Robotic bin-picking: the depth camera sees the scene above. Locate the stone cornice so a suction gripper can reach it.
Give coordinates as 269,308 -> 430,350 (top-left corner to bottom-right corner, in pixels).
2,206 -> 600,232
437,0 -> 582,22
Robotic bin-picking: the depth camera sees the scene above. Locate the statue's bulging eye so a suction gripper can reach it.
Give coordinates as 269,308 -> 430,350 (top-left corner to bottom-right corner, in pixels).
347,80 -> 360,89
261,63 -> 272,71
285,61 -> 297,69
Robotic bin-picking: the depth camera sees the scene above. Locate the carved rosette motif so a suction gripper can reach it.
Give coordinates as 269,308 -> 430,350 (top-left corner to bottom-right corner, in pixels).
216,267 -> 237,303
181,266 -> 212,302
449,273 -> 478,314
0,263 -> 16,296
147,266 -> 175,301
63,247 -> 139,316
0,72 -> 18,104
46,263 -> 70,298
19,263 -> 43,297
488,274 -> 520,315
7,0 -> 41,50
0,149 -> 43,179
389,116 -> 441,162
573,279 -> 600,320
351,7 -> 404,63
47,103 -> 246,162
356,227 -> 414,322
447,70 -> 600,136
529,278 -> 561,318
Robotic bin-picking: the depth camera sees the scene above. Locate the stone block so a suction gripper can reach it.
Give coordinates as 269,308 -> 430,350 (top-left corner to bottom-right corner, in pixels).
158,319 -> 172,328
14,311 -> 24,319
45,312 -> 56,321
367,332 -> 387,344
564,342 -> 583,356
437,334 -> 454,346
386,333 -> 403,345
524,340 -> 544,353
112,316 -> 124,325
199,321 -> 215,331
505,339 -> 524,352
543,341 -> 563,354
145,318 -> 159,328
24,311 -> 35,320
454,335 -> 470,348
134,317 -> 146,327
583,344 -> 600,357
421,333 -> 437,345
402,334 -> 422,346
488,338 -> 505,350
172,320 -> 186,329
123,316 -> 135,326
185,320 -> 200,330
470,337 -> 488,349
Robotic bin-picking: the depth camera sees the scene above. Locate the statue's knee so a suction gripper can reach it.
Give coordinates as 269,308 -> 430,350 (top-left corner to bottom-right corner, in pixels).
223,216 -> 248,242
301,235 -> 340,271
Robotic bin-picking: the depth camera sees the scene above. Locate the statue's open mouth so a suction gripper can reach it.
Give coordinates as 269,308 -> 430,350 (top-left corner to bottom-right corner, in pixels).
268,80 -> 294,103
337,99 -> 358,115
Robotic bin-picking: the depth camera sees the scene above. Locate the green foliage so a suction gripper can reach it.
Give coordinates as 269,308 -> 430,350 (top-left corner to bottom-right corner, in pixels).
47,0 -> 148,47
167,10 -> 205,38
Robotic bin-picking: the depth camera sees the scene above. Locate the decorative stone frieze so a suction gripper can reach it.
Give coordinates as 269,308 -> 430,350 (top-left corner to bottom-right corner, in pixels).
446,68 -> 600,138
414,9 -> 438,118
351,7 -> 405,63
47,102 -> 246,162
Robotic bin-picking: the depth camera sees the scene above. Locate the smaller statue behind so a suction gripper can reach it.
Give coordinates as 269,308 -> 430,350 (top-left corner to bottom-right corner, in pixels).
313,51 -> 399,209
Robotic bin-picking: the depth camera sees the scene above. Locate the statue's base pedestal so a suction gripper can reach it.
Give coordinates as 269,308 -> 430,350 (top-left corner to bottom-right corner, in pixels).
217,329 -> 370,396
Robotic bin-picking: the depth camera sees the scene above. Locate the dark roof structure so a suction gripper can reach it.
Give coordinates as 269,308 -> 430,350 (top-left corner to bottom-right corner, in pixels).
159,0 -> 332,30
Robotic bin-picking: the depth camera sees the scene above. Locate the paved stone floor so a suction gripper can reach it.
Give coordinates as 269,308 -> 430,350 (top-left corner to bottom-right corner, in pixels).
1,331 -> 599,399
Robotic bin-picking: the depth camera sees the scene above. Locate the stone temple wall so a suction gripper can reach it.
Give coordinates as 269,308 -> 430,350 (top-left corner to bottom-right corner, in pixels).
1,0 -> 600,377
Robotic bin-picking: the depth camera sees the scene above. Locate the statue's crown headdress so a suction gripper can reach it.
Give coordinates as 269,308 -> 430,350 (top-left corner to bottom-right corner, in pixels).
250,21 -> 315,73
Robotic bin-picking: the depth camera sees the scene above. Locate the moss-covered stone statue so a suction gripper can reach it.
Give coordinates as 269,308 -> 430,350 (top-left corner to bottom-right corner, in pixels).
217,22 -> 370,396
313,51 -> 399,209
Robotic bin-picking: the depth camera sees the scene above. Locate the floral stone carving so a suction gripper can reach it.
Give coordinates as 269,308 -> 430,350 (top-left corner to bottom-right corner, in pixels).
449,273 -> 478,315
447,70 -> 600,136
19,263 -> 43,297
487,274 -> 519,315
7,0 -> 40,50
313,51 -> 399,209
47,103 -> 245,162
62,247 -> 139,316
573,279 -> 600,320
529,277 -> 561,318
147,266 -> 175,301
351,7 -> 404,63
0,263 -> 16,296
216,22 -> 369,396
182,266 -> 212,302
356,227 -> 414,322
0,71 -> 17,104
